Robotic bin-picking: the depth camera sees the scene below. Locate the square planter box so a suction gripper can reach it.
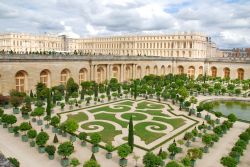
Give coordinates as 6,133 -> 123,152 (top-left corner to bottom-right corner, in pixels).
30,141 -> 35,147
21,135 -> 28,142
185,141 -> 191,147
203,146 -> 209,153
13,108 -> 20,114
81,141 -> 86,147
52,127 -> 59,133
106,153 -> 112,159
45,124 -> 50,129
32,118 -> 36,122
14,133 -> 20,137
22,114 -> 30,120
2,123 -> 7,128
38,146 -> 45,153
61,158 -> 69,167
92,146 -> 99,153
48,155 -> 55,160
70,135 -> 76,142
8,127 -> 14,133
62,132 -> 67,137
37,120 -> 43,126
119,159 -> 128,166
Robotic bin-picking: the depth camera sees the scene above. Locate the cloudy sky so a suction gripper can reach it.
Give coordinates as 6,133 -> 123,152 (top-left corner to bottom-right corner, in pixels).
0,0 -> 249,48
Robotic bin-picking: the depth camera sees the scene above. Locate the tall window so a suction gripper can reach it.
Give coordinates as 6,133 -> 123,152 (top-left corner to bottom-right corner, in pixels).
199,66 -> 203,75
60,69 -> 70,85
137,66 -> 142,79
161,66 -> 165,75
145,66 -> 150,75
238,68 -> 244,80
223,68 -> 230,78
16,71 -> 26,92
40,70 -> 50,87
79,68 -> 88,84
153,66 -> 158,75
188,66 -> 195,79
211,67 -> 217,77
178,66 -> 184,74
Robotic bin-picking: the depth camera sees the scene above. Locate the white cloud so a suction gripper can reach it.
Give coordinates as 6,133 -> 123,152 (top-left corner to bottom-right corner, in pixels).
0,0 -> 249,48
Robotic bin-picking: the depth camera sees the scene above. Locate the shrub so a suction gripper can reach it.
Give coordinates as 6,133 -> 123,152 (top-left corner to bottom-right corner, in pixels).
57,141 -> 74,159
220,156 -> 237,167
36,132 -> 49,147
70,158 -> 80,167
166,161 -> 183,167
239,132 -> 250,142
78,132 -> 87,141
117,144 -> 131,159
27,129 -> 37,140
227,114 -> 237,122
90,133 -> 101,146
83,160 -> 100,167
7,157 -> 20,167
143,152 -> 162,167
45,145 -> 56,155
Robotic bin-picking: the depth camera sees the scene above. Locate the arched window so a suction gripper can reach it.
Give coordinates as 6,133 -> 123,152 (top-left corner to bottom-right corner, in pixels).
97,67 -> 105,83
199,66 -> 203,75
223,68 -> 230,79
137,66 -> 142,79
238,68 -> 244,80
188,66 -> 195,79
60,69 -> 70,85
160,66 -> 165,75
126,66 -> 132,81
79,68 -> 88,84
40,70 -> 50,87
153,66 -> 158,75
167,65 -> 172,74
178,65 -> 184,74
211,67 -> 217,78
15,71 -> 27,92
112,66 -> 119,80
145,66 -> 150,75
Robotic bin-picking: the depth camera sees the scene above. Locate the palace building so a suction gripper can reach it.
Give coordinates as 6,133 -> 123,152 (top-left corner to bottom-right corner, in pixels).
0,32 -> 249,95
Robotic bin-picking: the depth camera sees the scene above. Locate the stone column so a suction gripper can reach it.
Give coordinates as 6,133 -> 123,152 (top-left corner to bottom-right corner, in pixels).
120,64 -> 125,82
106,64 -> 110,81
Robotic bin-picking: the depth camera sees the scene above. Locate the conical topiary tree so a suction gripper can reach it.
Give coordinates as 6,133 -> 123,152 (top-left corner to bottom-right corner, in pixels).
128,116 -> 134,152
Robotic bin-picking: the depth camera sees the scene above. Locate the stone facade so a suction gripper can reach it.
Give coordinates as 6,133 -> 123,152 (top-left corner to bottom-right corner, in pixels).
0,54 -> 249,95
0,32 -> 218,58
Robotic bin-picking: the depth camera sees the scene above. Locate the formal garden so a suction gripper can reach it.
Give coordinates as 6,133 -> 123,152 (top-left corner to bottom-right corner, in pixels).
0,74 -> 250,167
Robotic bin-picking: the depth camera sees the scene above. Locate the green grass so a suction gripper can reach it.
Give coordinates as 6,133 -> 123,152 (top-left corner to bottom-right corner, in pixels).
115,101 -> 134,106
134,122 -> 166,144
136,109 -> 169,117
81,121 -> 122,144
137,101 -> 164,109
152,117 -> 186,130
94,113 -> 128,128
121,113 -> 147,121
88,105 -> 131,113
66,112 -> 88,123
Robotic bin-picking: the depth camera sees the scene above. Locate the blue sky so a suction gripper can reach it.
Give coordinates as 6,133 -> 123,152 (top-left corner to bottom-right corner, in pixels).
0,0 -> 249,48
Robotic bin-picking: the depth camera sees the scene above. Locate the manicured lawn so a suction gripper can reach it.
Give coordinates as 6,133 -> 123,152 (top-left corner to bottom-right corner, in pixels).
66,112 -> 88,123
136,101 -> 164,109
95,113 -> 128,128
88,105 -> 131,113
81,121 -> 122,144
134,122 -> 167,144
136,109 -> 169,117
116,100 -> 134,106
121,112 -> 147,121
152,117 -> 186,130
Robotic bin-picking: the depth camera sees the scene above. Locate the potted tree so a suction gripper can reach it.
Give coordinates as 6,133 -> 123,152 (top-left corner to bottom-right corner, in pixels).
118,144 -> 131,166
0,108 -> 4,125
6,115 -> 17,133
13,126 -> 20,137
90,133 -> 101,153
202,134 -> 212,153
196,105 -> 203,118
168,143 -> 181,160
44,115 -> 51,129
27,129 -> 37,147
187,148 -> 203,167
45,145 -> 56,160
220,156 -> 237,167
36,131 -> 49,153
105,143 -> 114,159
33,107 -> 45,126
62,120 -> 79,142
51,116 -> 60,133
184,132 -> 193,147
214,112 -> 222,124
57,141 -> 74,167
10,96 -> 22,114
60,103 -> 65,111
19,122 -> 32,142
78,132 -> 87,146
